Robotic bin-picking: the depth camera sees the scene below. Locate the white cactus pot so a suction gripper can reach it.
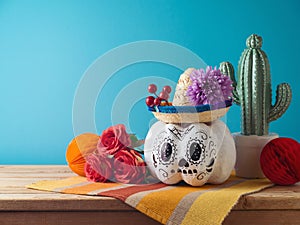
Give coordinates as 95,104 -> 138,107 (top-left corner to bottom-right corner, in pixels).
233,133 -> 279,178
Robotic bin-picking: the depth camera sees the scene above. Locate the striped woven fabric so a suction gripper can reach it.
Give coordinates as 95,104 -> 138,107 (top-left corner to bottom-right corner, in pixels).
27,175 -> 272,225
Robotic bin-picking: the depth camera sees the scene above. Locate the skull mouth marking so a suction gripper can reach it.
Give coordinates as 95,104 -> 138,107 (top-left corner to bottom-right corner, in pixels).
177,168 -> 198,174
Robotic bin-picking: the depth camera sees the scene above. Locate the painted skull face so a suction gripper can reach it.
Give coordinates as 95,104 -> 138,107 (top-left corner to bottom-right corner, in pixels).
144,120 -> 236,186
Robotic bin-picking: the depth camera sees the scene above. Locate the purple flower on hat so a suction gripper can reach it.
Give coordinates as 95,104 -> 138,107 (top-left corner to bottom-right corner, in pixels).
187,66 -> 233,105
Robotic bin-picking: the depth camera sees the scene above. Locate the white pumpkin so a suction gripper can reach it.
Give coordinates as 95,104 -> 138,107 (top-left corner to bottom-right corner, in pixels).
144,120 -> 236,186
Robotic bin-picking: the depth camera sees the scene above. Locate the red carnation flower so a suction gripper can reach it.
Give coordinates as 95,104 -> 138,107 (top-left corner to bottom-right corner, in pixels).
113,149 -> 146,184
97,124 -> 131,155
84,153 -> 113,182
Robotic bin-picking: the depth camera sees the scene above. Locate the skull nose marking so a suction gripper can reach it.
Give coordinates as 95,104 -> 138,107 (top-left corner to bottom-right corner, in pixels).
178,158 -> 189,167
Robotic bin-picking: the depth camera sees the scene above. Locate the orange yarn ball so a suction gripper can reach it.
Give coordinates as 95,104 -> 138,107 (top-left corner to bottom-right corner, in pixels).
66,133 -> 100,176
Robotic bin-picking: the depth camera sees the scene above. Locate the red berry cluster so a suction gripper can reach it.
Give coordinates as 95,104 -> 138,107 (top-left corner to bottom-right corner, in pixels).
146,84 -> 172,107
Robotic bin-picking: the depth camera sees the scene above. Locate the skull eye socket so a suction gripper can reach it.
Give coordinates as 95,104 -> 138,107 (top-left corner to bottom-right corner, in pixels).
161,142 -> 173,162
189,142 -> 202,161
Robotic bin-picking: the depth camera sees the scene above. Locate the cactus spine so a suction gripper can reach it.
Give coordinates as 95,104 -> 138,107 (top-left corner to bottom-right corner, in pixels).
220,34 -> 292,136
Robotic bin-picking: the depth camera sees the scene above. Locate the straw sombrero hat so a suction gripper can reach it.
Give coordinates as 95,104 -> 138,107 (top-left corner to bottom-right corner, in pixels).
148,67 -> 233,124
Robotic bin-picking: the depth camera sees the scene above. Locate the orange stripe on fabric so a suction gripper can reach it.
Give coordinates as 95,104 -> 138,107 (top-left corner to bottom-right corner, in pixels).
99,183 -> 167,201
62,182 -> 122,194
135,183 -> 216,224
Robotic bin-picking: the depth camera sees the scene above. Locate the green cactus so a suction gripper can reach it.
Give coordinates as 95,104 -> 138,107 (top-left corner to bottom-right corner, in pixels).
220,34 -> 292,136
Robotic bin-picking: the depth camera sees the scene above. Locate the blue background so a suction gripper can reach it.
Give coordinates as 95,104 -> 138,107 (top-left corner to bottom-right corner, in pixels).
0,0 -> 299,164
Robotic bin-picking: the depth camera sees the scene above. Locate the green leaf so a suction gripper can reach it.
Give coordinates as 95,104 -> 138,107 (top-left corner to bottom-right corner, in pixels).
129,134 -> 145,148
130,134 -> 138,143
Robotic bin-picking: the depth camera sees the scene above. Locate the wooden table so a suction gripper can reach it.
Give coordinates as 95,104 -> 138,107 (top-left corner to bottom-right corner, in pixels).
0,165 -> 300,225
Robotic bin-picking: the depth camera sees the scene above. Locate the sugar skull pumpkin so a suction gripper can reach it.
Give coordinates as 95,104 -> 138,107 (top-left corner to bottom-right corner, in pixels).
144,119 -> 236,186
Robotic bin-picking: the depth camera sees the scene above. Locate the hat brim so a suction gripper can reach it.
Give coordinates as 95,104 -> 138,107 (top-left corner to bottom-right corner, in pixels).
149,100 -> 232,123
152,107 -> 230,123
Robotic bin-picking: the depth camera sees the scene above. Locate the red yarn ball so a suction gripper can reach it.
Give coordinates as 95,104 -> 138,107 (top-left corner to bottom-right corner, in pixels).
260,137 -> 300,185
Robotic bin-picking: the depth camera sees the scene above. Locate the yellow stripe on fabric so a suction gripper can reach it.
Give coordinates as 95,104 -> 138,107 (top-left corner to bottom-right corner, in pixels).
26,176 -> 86,192
181,179 -> 272,225
136,184 -> 216,224
166,176 -> 244,225
63,182 -> 122,194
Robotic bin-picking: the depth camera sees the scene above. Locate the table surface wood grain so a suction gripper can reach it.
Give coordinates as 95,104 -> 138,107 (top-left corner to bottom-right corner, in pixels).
0,165 -> 300,225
